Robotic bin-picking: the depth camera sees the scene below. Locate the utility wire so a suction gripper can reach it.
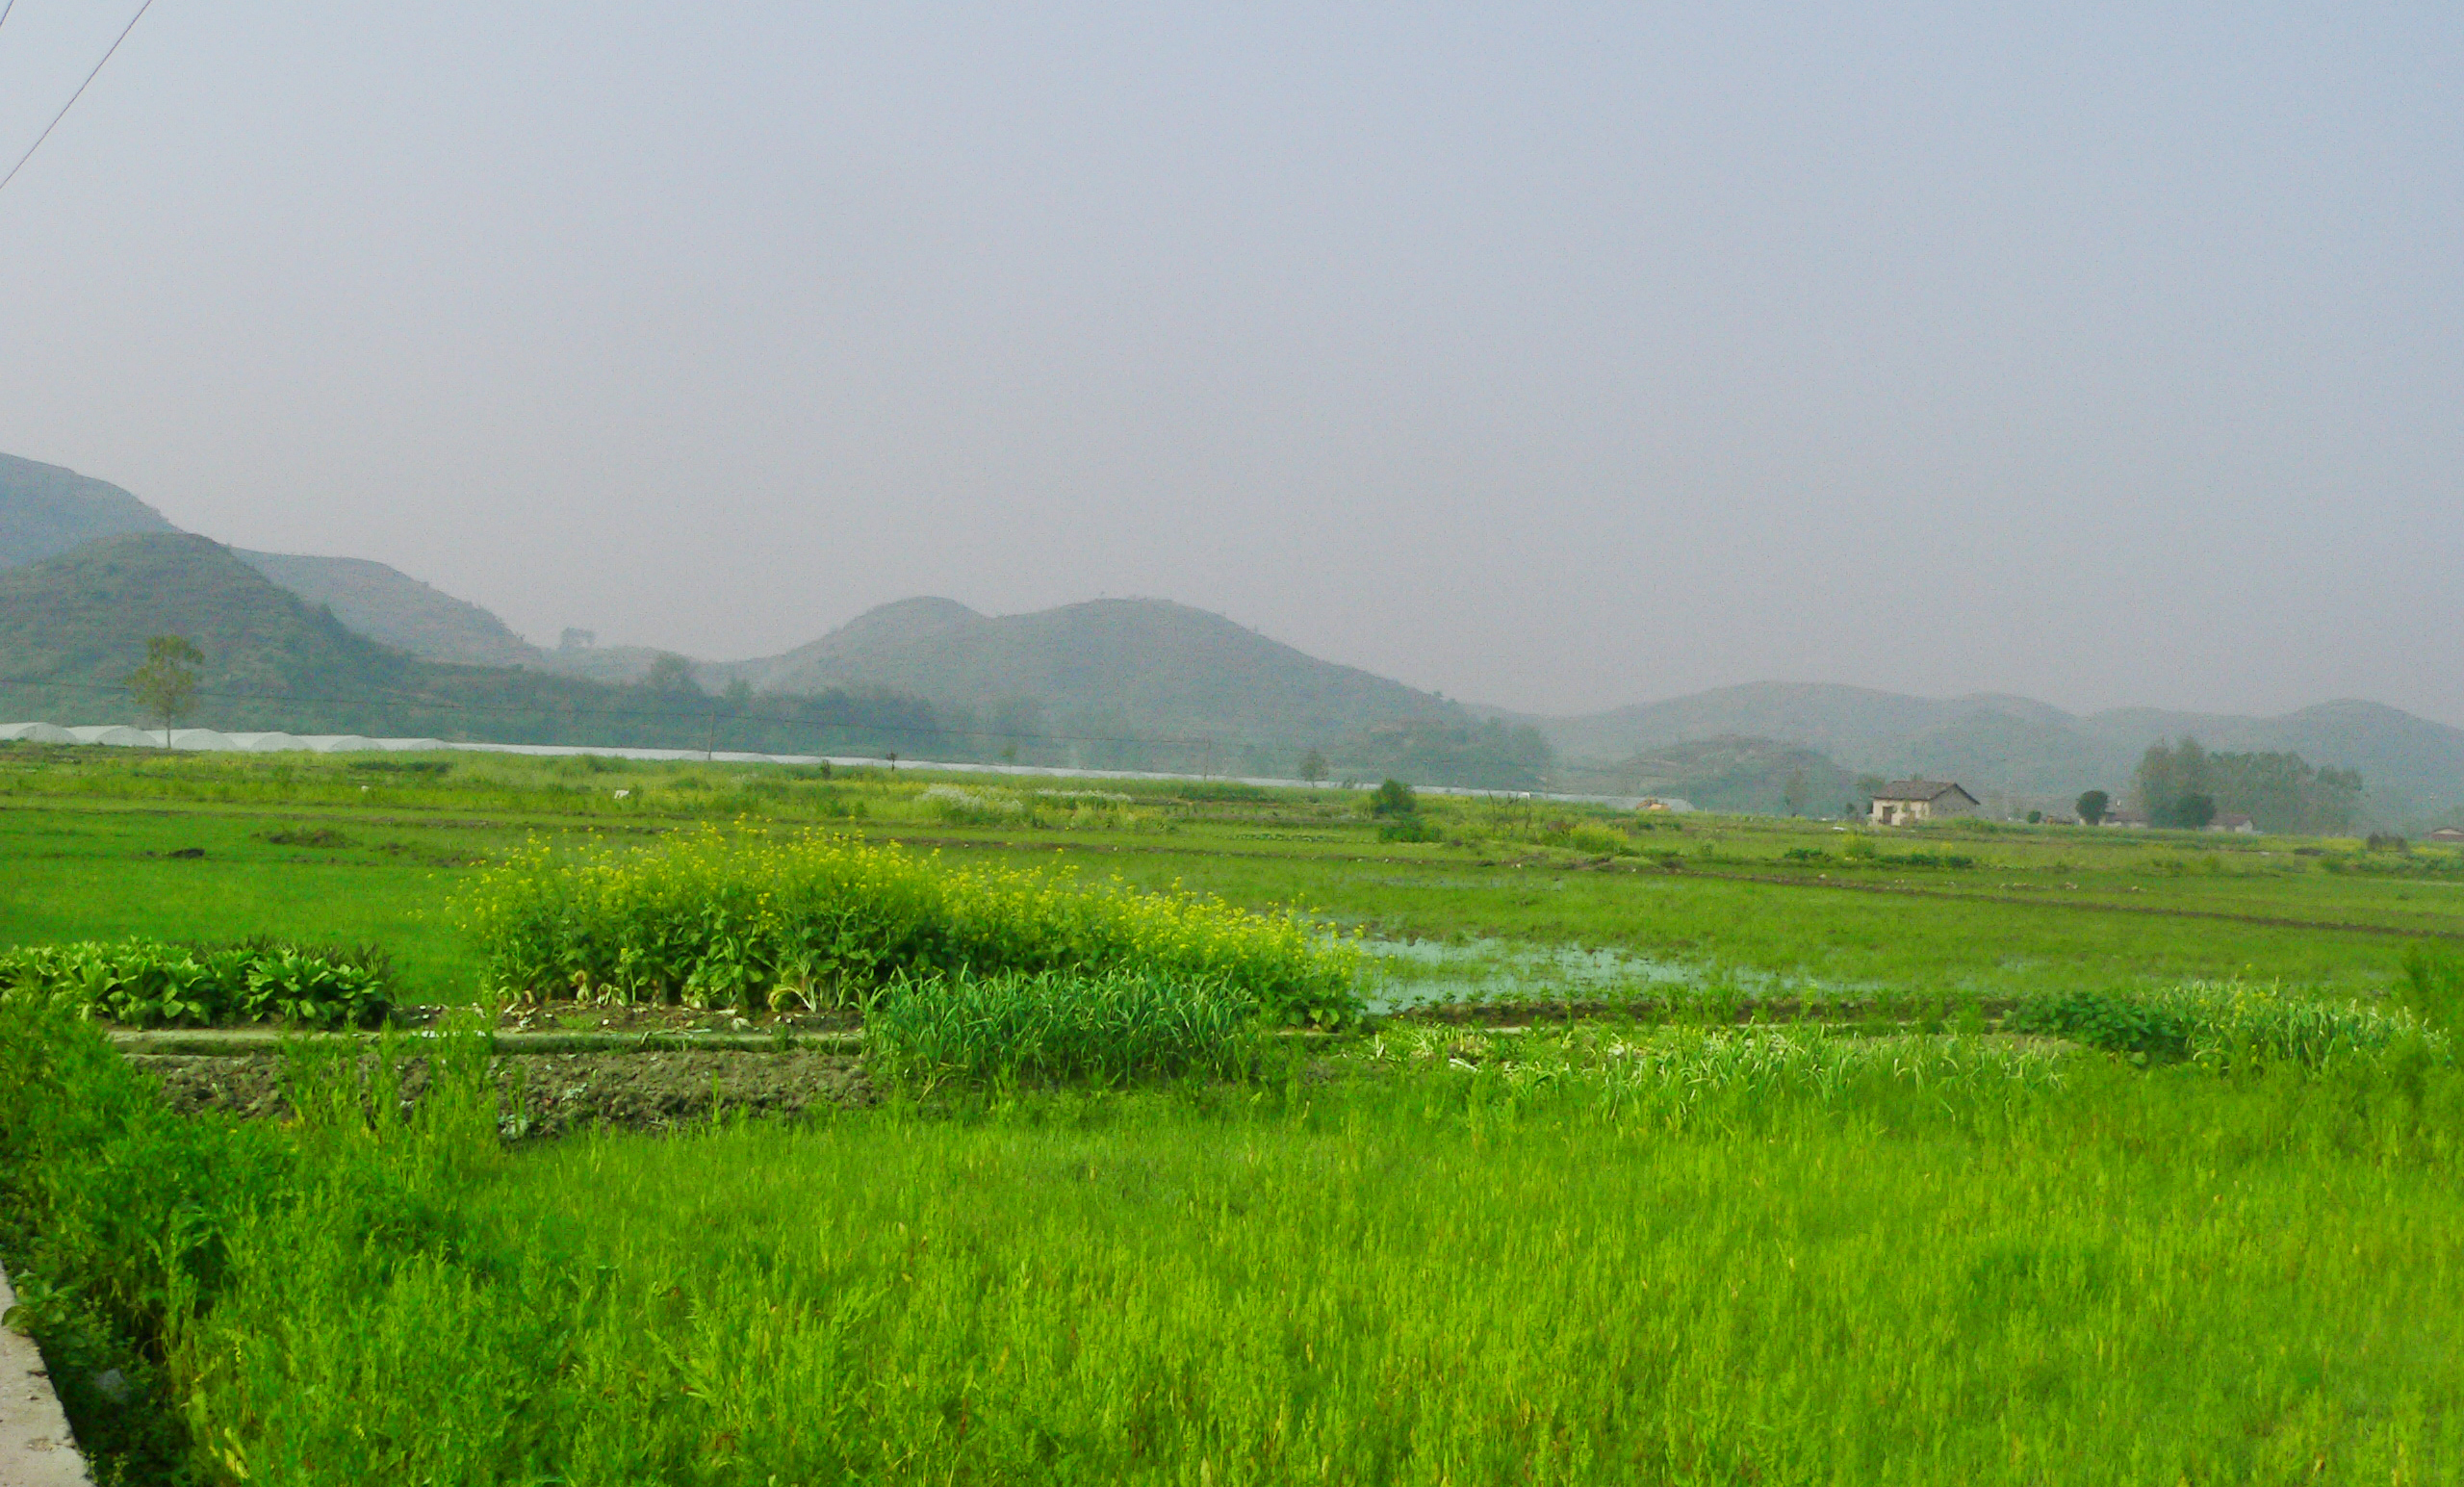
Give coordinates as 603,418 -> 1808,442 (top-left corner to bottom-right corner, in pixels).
0,2 -> 16,37
0,0 -> 159,200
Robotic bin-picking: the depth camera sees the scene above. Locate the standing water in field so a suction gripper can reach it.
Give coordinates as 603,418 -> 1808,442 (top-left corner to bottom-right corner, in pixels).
1360,937 -> 1828,1016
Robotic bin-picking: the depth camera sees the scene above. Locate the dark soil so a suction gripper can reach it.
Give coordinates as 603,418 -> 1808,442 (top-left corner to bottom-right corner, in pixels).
390,999 -> 861,1037
129,1049 -> 874,1136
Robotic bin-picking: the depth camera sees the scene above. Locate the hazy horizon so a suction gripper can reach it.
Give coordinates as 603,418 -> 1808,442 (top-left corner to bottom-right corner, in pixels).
3,5 -> 2456,726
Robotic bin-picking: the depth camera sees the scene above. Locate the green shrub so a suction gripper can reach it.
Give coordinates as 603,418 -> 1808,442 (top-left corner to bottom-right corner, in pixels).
1561,823 -> 1635,857
0,998 -> 501,1482
0,999 -> 297,1475
1378,816 -> 1441,843
461,827 -> 1361,1025
1882,850 -> 1976,869
863,967 -> 1270,1090
0,937 -> 391,1028
2009,987 -> 2192,1062
2398,943 -> 2464,1034
1368,779 -> 1418,818
2011,982 -> 2431,1066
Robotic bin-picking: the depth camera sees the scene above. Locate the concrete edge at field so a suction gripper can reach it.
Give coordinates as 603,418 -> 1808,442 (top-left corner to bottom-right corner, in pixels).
106,1027 -> 1347,1056
110,1029 -> 867,1057
0,1259 -> 93,1486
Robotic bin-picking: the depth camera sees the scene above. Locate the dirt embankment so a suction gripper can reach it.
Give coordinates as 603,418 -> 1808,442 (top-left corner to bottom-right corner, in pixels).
129,1049 -> 874,1136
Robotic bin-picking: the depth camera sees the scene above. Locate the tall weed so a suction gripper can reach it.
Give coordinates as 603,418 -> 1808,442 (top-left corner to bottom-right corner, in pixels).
461,826 -> 1361,1024
864,967 -> 1270,1091
2008,980 -> 2434,1067
2400,941 -> 2464,1034
0,1000 -> 502,1482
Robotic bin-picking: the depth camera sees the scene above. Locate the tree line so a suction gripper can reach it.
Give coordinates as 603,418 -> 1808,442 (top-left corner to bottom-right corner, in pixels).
2132,736 -> 2362,833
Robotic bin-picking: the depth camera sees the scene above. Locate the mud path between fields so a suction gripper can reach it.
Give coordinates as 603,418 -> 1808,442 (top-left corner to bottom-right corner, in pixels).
129,1049 -> 873,1136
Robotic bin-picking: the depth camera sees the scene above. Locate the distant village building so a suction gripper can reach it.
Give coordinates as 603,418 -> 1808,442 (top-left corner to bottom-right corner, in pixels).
1868,781 -> 1979,827
2207,812 -> 2259,834
2428,827 -> 2464,845
2101,808 -> 2151,829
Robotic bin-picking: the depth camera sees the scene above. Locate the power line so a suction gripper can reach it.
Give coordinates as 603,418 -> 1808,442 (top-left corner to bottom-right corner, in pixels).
0,2 -> 17,37
0,0 -> 159,200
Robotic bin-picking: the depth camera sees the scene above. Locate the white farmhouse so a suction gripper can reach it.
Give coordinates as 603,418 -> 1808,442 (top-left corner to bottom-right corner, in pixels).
1869,780 -> 1980,827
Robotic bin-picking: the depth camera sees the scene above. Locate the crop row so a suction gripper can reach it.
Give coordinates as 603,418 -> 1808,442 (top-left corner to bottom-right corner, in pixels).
0,937 -> 390,1029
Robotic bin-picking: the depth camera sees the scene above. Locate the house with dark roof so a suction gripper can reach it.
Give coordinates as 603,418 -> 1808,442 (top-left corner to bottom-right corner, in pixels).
1868,780 -> 1979,827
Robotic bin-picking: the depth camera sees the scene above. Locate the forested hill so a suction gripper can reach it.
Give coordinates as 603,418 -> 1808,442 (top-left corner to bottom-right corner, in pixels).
12,456 -> 2448,807
231,550 -> 540,668
2,452 -> 550,670
0,534 -> 954,756
724,597 -> 1488,764
0,453 -> 180,567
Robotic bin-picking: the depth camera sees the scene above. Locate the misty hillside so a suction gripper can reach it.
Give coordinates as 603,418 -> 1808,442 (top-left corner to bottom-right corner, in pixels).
9,456 -> 2456,808
2,453 -> 552,671
734,597 -> 1470,754
232,551 -> 540,668
0,453 -> 180,567
0,534 -> 418,717
2,454 -> 1513,777
1542,682 -> 2464,819
0,534 -> 954,755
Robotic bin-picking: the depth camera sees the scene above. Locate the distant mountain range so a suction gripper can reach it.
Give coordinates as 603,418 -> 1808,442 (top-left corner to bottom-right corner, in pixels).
0,532 -> 953,754
4,451 -> 2461,817
1526,683 -> 2464,821
1,452 -> 545,669
714,596 -> 1466,751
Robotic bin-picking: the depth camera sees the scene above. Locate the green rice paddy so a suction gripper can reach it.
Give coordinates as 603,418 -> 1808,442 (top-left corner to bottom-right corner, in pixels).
2,742 -> 2460,1483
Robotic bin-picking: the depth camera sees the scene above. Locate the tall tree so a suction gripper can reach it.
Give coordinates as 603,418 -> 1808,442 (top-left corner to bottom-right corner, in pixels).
2136,736 -> 2216,829
124,633 -> 203,746
2075,788 -> 2110,826
2200,751 -> 2363,833
642,653 -> 700,694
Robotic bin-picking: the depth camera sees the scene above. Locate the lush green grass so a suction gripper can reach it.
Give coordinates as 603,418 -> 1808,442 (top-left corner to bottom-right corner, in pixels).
5,744 -> 2448,1008
0,800 -> 507,998
8,747 -> 2464,1481
10,1002 -> 2464,1483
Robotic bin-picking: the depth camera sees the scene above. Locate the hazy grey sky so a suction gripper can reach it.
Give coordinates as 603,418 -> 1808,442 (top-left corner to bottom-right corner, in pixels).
2,3 -> 2457,722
